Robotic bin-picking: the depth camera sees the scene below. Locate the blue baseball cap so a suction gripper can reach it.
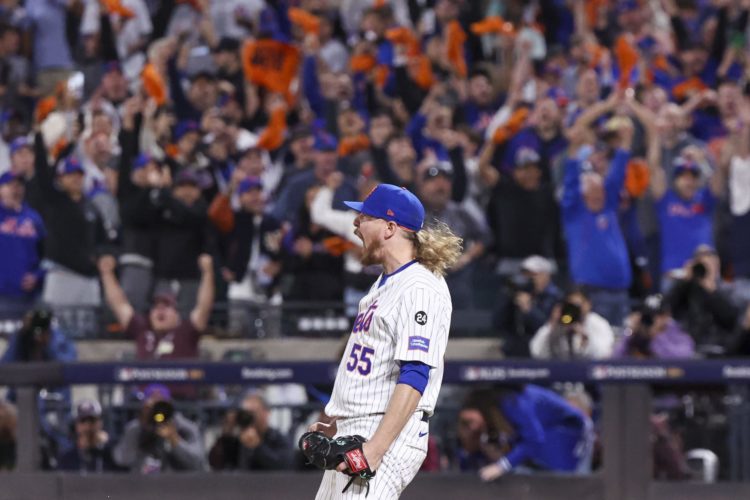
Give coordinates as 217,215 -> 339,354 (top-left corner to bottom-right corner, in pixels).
617,0 -> 640,13
174,120 -> 200,141
673,157 -> 701,178
102,60 -> 122,74
143,383 -> 171,401
58,156 -> 84,176
237,176 -> 263,194
0,171 -> 21,186
515,146 -> 541,167
133,153 -> 154,170
313,132 -> 338,152
10,137 -> 31,155
344,184 -> 425,232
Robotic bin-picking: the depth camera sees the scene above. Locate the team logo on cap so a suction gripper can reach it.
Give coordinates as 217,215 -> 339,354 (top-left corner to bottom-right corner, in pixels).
387,209 -> 395,216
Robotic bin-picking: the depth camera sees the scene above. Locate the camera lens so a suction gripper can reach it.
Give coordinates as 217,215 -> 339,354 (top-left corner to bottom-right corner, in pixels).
150,401 -> 174,425
236,409 -> 255,429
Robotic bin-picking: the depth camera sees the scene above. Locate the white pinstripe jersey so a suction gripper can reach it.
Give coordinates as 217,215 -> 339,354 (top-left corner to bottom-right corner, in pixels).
326,260 -> 452,419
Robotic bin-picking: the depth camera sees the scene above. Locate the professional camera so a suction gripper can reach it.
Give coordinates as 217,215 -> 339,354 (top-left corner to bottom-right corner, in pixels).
691,262 -> 707,281
150,401 -> 174,426
507,273 -> 535,295
235,409 -> 255,430
17,309 -> 53,361
559,301 -> 582,326
28,309 -> 52,336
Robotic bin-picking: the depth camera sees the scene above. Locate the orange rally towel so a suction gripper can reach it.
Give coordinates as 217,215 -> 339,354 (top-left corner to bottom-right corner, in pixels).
288,8 -> 321,35
672,76 -> 708,101
470,16 -> 515,36
491,107 -> 530,144
322,236 -> 357,257
374,64 -> 389,88
100,0 -> 134,18
242,39 -> 301,95
141,63 -> 167,106
257,107 -> 288,151
164,143 -> 179,159
446,20 -> 467,78
625,158 -> 650,198
614,35 -> 639,88
338,134 -> 371,157
350,54 -> 377,73
35,96 -> 57,124
411,55 -> 434,90
585,0 -> 609,29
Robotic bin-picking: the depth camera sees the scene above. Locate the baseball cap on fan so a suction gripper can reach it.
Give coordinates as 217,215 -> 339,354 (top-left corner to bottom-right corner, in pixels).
343,184 -> 425,232
152,291 -> 177,308
75,399 -> 102,420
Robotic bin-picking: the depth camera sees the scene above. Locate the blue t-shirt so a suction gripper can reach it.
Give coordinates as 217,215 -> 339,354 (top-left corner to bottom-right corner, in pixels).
500,385 -> 588,471
656,187 -> 715,273
561,151 -> 632,289
0,204 -> 45,297
26,0 -> 74,71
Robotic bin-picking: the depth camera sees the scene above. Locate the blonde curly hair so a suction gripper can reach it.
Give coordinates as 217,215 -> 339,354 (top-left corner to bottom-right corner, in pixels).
405,220 -> 463,277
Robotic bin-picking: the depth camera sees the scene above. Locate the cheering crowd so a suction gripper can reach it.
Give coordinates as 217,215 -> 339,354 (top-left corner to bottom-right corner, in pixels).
1,0 -> 750,480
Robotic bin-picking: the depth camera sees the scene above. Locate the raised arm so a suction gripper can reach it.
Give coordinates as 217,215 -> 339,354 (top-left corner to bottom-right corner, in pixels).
567,90 -> 620,141
190,254 -> 215,331
626,95 -> 667,199
98,255 -> 134,328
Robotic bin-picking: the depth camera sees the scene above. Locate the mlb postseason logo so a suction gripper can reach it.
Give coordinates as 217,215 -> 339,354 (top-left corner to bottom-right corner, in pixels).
116,367 -> 205,382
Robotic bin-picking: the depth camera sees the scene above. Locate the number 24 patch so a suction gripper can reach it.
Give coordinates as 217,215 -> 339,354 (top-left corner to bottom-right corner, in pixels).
346,343 -> 375,375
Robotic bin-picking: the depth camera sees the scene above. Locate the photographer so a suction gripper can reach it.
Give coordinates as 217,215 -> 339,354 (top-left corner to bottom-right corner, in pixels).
113,385 -> 207,473
665,245 -> 737,347
1,308 -> 76,363
614,295 -> 695,359
530,289 -> 614,360
208,393 -> 291,471
58,399 -> 122,472
494,256 -> 563,357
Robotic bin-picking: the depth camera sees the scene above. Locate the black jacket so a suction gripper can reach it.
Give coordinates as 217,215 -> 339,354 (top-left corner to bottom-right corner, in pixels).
29,134 -> 112,276
208,428 -> 291,471
152,191 -> 212,281
486,179 -> 562,262
118,117 -> 159,261
666,279 -> 737,345
57,443 -> 123,473
223,211 -> 282,283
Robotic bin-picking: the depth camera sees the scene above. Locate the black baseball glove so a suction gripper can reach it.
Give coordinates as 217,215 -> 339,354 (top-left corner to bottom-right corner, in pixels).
299,432 -> 376,496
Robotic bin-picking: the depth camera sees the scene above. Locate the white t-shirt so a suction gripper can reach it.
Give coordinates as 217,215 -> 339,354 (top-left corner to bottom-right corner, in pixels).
326,261 -> 452,419
530,312 -> 614,360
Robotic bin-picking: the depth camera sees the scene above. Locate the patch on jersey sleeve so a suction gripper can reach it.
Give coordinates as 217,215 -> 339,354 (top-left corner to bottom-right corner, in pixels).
408,336 -> 430,352
414,311 -> 428,325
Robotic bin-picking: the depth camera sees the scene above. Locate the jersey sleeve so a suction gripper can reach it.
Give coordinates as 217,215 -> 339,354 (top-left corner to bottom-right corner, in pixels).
393,287 -> 449,368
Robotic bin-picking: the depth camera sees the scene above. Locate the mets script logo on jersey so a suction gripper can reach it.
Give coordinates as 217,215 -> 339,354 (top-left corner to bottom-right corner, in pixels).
0,217 -> 38,238
352,301 -> 378,333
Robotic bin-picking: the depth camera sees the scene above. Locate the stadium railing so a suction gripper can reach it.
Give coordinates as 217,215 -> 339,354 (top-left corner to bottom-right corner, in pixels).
3,359 -> 750,500
0,302 -> 498,339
